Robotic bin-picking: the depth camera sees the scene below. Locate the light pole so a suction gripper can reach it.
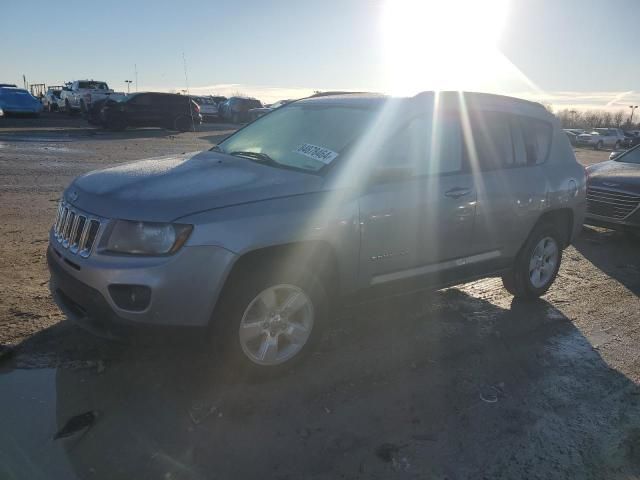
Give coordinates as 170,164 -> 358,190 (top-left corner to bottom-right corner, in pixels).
125,80 -> 132,94
629,105 -> 638,125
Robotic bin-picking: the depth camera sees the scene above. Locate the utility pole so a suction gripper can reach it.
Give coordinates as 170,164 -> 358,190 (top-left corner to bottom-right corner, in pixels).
629,105 -> 638,125
125,80 -> 132,94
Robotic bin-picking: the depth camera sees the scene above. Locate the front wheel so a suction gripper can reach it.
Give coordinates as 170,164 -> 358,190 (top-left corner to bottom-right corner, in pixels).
213,268 -> 327,374
594,141 -> 603,150
614,140 -> 621,150
502,224 -> 563,299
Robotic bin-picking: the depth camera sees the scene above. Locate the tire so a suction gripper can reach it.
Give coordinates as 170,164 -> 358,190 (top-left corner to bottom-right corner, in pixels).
594,141 -> 603,150
65,100 -> 73,115
174,114 -> 193,132
231,112 -> 240,124
80,100 -> 87,115
614,140 -> 621,150
502,223 -> 563,299
105,114 -> 127,131
212,266 -> 327,375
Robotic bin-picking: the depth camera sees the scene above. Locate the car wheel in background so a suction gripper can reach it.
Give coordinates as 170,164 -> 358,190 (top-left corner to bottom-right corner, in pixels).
65,100 -> 72,115
615,140 -> 621,150
595,140 -> 603,150
174,115 -> 193,132
105,114 -> 127,131
502,223 -> 563,299
212,266 -> 327,375
80,100 -> 87,115
231,112 -> 240,124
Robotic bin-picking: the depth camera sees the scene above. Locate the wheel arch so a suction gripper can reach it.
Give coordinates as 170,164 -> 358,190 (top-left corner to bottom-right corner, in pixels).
531,208 -> 574,248
212,240 -> 340,324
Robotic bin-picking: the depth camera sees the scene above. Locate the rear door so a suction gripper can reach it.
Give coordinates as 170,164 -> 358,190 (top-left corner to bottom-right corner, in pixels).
126,94 -> 156,125
468,110 -> 551,261
358,108 -> 477,287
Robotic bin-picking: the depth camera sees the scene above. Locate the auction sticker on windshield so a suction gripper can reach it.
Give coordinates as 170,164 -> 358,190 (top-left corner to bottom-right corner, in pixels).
293,144 -> 339,164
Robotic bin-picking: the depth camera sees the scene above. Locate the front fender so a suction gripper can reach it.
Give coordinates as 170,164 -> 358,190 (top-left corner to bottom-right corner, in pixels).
177,191 -> 362,294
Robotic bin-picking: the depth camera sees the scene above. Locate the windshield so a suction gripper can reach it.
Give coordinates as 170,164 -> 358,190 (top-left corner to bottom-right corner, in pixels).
593,129 -> 608,134
217,103 -> 376,172
0,88 -> 32,98
78,81 -> 108,90
617,145 -> 640,164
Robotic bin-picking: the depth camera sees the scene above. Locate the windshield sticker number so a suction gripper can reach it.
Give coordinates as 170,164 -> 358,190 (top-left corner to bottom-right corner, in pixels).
293,144 -> 339,164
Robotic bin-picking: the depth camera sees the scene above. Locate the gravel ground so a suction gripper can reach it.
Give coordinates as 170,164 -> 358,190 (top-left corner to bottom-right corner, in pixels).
1,114 -> 639,479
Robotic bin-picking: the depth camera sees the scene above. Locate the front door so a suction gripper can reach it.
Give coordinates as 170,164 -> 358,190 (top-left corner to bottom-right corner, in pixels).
358,109 -> 476,287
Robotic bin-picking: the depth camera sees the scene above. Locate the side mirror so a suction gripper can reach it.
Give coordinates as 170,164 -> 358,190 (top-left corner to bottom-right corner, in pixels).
610,151 -> 624,160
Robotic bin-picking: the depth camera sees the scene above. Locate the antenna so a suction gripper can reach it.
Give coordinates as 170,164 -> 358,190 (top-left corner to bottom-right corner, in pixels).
182,51 -> 195,132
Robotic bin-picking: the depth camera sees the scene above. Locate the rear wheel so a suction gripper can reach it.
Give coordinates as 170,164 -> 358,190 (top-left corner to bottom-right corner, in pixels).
65,100 -> 73,115
502,223 -> 563,299
213,267 -> 327,374
174,114 -> 193,132
594,140 -> 603,150
614,140 -> 621,150
105,114 -> 127,131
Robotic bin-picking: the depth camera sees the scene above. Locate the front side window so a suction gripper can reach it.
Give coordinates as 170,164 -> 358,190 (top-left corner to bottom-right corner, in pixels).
218,104 -> 377,173
616,145 -> 640,164
376,112 -> 462,176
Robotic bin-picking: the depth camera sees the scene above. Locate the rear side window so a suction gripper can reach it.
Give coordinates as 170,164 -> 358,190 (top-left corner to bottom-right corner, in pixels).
467,111 -> 552,169
466,111 -> 514,171
520,116 -> 552,165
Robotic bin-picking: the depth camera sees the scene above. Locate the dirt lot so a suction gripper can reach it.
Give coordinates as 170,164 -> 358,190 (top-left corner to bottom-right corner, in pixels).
1,114 -> 639,479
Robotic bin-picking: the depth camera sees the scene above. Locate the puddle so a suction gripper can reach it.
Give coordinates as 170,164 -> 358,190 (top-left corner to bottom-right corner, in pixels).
0,136 -> 74,143
0,143 -> 86,154
0,369 -> 78,480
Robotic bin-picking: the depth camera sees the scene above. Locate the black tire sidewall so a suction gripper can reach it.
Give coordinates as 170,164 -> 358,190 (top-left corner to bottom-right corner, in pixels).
508,224 -> 563,298
212,267 -> 327,376
174,115 -> 192,132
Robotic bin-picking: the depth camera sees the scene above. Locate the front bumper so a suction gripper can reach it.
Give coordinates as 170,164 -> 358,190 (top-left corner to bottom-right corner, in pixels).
585,212 -> 640,231
47,233 -> 237,330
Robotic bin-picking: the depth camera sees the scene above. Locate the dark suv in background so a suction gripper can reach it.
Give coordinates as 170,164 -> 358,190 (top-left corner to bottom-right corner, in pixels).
99,92 -> 201,132
220,96 -> 263,123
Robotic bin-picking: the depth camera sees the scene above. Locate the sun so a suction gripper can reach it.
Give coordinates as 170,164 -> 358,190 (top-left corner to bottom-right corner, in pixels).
380,0 -> 515,95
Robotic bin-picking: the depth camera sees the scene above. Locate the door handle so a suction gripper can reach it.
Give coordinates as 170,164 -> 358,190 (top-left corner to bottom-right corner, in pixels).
444,187 -> 471,199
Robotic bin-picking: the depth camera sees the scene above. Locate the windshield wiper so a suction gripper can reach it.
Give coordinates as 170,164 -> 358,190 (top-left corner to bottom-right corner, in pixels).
229,151 -> 278,166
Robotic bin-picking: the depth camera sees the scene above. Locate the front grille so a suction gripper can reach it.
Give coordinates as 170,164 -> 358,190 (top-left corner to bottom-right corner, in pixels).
586,186 -> 640,220
53,202 -> 103,258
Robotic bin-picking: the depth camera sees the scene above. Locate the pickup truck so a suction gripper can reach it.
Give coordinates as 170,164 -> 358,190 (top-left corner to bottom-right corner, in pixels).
576,127 -> 625,150
60,80 -> 116,114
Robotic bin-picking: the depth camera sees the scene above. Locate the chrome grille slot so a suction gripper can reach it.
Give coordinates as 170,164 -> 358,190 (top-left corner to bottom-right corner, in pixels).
52,201 -> 104,258
587,187 -> 640,220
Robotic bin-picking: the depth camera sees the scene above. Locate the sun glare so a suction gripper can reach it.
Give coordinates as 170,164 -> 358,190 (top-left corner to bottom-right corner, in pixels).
381,0 -> 517,95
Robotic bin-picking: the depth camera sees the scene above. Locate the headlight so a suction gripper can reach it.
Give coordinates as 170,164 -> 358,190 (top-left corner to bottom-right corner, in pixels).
105,220 -> 192,255
0,107 -> 4,117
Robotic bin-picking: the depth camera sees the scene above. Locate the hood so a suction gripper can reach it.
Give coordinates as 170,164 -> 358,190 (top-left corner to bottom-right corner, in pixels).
587,160 -> 640,191
66,151 -> 326,222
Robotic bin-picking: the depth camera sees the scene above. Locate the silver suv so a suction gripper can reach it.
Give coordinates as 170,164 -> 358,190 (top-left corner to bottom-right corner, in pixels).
48,92 -> 586,371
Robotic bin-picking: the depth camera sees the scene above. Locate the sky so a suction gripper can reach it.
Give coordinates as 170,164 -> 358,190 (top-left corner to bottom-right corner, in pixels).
2,0 -> 639,110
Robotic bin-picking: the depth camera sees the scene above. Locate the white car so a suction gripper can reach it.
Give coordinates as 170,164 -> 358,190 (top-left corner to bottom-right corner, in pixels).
42,86 -> 64,112
60,80 -> 115,114
191,96 -> 219,121
577,128 -> 625,150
